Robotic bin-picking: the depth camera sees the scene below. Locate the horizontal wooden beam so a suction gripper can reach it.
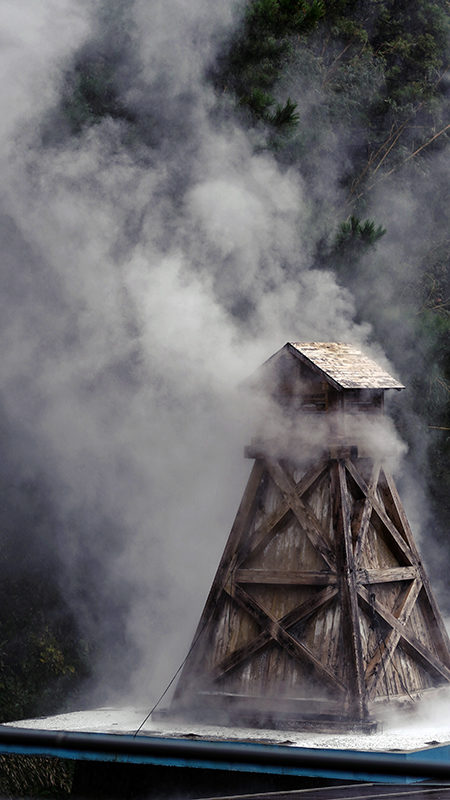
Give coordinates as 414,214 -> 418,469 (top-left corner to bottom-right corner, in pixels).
235,569 -> 336,585
196,690 -> 343,716
356,567 -> 419,584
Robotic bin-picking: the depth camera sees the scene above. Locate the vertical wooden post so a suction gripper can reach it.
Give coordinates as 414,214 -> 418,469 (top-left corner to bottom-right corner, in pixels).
332,459 -> 368,720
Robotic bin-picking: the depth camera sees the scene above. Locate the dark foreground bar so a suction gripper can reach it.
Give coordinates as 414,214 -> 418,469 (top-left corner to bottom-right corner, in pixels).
198,786 -> 450,800
1,726 -> 450,783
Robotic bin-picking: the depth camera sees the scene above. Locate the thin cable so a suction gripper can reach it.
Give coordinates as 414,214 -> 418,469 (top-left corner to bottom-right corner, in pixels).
133,616 -> 210,737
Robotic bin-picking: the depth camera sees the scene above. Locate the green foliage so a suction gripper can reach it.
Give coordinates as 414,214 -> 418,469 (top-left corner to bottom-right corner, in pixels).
0,573 -> 90,723
336,216 -> 387,247
0,755 -> 73,798
330,17 -> 368,42
409,261 -> 450,536
61,55 -> 134,133
244,92 -> 300,129
216,0 -> 324,132
246,0 -> 325,37
244,88 -> 276,117
213,0 -> 449,183
258,3 -> 450,529
267,97 -> 300,128
413,252 -> 450,422
329,216 -> 386,281
373,1 -> 449,101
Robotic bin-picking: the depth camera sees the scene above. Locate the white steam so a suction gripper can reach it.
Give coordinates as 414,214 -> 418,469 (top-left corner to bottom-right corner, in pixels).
0,0 -> 435,711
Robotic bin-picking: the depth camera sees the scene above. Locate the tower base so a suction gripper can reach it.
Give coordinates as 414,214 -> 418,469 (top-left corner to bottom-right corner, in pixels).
154,698 -> 379,734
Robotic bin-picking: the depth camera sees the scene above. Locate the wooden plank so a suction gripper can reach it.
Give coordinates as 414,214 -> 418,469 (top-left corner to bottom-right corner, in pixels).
370,507 -> 415,566
332,460 -> 368,719
400,625 -> 450,685
213,586 -> 337,680
381,469 -> 450,663
293,458 -> 329,498
280,585 -> 338,629
172,460 -> 265,702
353,461 -> 381,563
200,459 -> 266,595
225,582 -> 346,692
351,497 -> 365,543
237,459 -> 329,568
356,567 -> 419,584
345,460 -> 415,566
379,469 -> 421,554
365,579 -> 423,698
196,689 -> 344,716
235,569 -> 337,585
264,459 -> 335,569
357,585 -> 450,685
371,685 -> 442,704
236,502 -> 292,569
417,591 -> 450,670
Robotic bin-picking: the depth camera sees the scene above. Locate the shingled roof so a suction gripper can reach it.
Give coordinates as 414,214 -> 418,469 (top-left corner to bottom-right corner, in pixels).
274,342 -> 404,390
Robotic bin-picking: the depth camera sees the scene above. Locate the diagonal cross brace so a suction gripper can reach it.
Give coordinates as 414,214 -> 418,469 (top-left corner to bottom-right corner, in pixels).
264,458 -> 335,569
353,461 -> 381,562
345,460 -> 416,567
380,469 -> 450,663
213,584 -> 337,680
224,582 -> 346,693
238,458 -> 329,569
364,579 -> 423,698
358,585 -> 450,685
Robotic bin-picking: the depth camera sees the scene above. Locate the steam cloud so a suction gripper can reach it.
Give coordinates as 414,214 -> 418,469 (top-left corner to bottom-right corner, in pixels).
0,0 -> 445,710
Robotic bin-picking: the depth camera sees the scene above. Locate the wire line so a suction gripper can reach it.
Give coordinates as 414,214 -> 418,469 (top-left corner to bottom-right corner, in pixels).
133,616 -> 210,737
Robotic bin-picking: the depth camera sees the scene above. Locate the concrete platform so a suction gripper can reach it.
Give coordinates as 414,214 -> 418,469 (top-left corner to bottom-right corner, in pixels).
5,697 -> 450,753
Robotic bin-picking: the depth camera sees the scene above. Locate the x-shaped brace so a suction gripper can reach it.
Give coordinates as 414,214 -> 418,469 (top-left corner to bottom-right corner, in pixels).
220,581 -> 345,693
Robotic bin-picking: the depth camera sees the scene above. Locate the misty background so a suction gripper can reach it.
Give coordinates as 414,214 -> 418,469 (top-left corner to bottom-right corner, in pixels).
0,0 -> 448,720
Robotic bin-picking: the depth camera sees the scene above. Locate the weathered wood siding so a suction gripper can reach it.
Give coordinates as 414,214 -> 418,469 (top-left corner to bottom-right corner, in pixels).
172,451 -> 450,723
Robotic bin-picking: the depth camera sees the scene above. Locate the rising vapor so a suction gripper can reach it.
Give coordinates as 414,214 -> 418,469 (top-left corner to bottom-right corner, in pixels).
0,0 -> 443,711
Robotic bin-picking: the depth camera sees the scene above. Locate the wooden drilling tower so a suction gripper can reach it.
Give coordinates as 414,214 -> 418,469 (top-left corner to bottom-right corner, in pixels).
171,342 -> 450,729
